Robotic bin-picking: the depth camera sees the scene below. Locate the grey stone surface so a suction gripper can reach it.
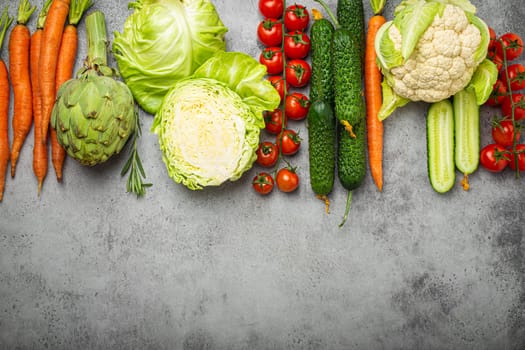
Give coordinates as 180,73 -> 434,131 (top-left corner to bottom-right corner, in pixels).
0,0 -> 524,349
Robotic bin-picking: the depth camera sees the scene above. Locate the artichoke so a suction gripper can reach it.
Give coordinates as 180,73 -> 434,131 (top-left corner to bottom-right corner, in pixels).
51,11 -> 136,166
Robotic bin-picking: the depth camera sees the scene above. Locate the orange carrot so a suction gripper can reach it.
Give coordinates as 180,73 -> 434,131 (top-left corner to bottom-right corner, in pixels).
9,0 -> 36,178
364,14 -> 386,192
39,0 -> 70,143
0,8 -> 13,201
51,0 -> 92,182
31,0 -> 52,194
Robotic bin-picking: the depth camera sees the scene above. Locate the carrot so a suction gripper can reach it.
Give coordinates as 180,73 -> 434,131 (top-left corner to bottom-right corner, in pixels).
9,0 -> 36,178
364,13 -> 386,192
39,0 -> 70,143
31,0 -> 52,194
0,8 -> 13,201
51,0 -> 92,182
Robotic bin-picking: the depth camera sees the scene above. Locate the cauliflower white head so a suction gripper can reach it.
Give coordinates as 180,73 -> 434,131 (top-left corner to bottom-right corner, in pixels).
375,0 -> 490,118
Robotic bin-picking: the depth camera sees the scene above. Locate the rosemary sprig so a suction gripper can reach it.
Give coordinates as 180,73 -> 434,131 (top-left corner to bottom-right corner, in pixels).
121,110 -> 152,197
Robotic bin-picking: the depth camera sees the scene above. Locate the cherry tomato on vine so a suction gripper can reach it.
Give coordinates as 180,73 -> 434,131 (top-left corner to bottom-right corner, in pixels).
252,172 -> 275,195
285,92 -> 310,120
485,79 -> 507,107
501,63 -> 525,91
495,32 -> 524,61
492,118 -> 521,147
258,0 -> 284,18
257,18 -> 283,46
267,75 -> 289,102
488,27 -> 497,52
284,4 -> 309,31
501,93 -> 525,120
263,108 -> 287,134
284,31 -> 311,59
480,144 -> 510,172
277,129 -> 301,155
256,142 -> 279,167
259,47 -> 284,75
276,167 -> 299,192
285,59 -> 311,88
508,144 -> 525,171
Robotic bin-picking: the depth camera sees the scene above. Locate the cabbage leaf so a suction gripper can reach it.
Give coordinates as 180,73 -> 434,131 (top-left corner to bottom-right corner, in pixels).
113,0 -> 228,115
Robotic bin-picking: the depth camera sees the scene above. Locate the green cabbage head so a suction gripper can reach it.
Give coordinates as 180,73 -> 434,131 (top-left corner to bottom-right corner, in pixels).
152,52 -> 281,190
113,0 -> 228,115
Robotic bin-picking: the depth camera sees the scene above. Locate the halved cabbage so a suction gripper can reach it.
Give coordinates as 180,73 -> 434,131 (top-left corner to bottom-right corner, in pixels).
152,52 -> 280,190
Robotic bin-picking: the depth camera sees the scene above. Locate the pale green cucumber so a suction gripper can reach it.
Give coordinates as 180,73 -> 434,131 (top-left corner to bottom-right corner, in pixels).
453,88 -> 479,190
427,100 -> 455,193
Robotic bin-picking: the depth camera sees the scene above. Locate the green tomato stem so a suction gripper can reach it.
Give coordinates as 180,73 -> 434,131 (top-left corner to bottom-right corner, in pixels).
499,37 -> 521,178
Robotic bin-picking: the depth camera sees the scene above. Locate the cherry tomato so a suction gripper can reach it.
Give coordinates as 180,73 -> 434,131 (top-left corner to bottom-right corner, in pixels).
258,0 -> 284,18
252,172 -> 275,195
285,92 -> 310,120
284,4 -> 309,31
285,59 -> 311,88
277,129 -> 301,155
284,31 -> 311,59
480,144 -> 510,172
276,167 -> 299,192
492,118 -> 521,147
256,142 -> 279,167
495,32 -> 524,61
508,144 -> 525,171
501,63 -> 525,91
257,18 -> 283,47
263,108 -> 287,134
267,75 -> 289,102
501,93 -> 525,120
485,79 -> 507,107
487,50 -> 504,72
259,47 -> 284,75
488,27 -> 497,52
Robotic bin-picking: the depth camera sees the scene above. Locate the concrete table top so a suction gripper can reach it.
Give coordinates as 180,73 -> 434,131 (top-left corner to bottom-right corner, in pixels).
1,0 -> 524,349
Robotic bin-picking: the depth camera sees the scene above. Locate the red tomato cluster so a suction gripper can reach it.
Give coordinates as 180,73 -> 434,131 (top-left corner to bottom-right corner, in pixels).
252,0 -> 311,195
482,29 -> 525,173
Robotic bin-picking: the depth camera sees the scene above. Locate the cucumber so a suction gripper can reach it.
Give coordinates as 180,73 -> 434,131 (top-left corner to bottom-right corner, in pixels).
332,28 -> 366,189
427,100 -> 455,193
307,100 -> 336,196
336,0 -> 365,59
453,88 -> 479,189
309,17 -> 335,104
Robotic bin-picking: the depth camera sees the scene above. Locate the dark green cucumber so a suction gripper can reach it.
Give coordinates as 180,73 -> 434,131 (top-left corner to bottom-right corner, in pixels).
332,29 -> 364,127
332,28 -> 366,190
309,17 -> 335,104
338,120 -> 366,191
336,0 -> 365,59
308,100 -> 336,196
427,100 -> 455,193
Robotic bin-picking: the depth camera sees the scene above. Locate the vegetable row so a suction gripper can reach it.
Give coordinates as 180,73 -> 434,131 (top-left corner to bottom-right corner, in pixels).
0,0 -> 520,220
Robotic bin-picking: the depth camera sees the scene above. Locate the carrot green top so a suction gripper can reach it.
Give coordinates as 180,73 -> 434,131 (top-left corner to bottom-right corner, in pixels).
17,0 -> 36,25
0,8 -> 13,51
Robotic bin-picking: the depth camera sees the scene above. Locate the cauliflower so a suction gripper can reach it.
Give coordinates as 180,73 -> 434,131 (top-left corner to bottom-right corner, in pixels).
375,0 -> 490,119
